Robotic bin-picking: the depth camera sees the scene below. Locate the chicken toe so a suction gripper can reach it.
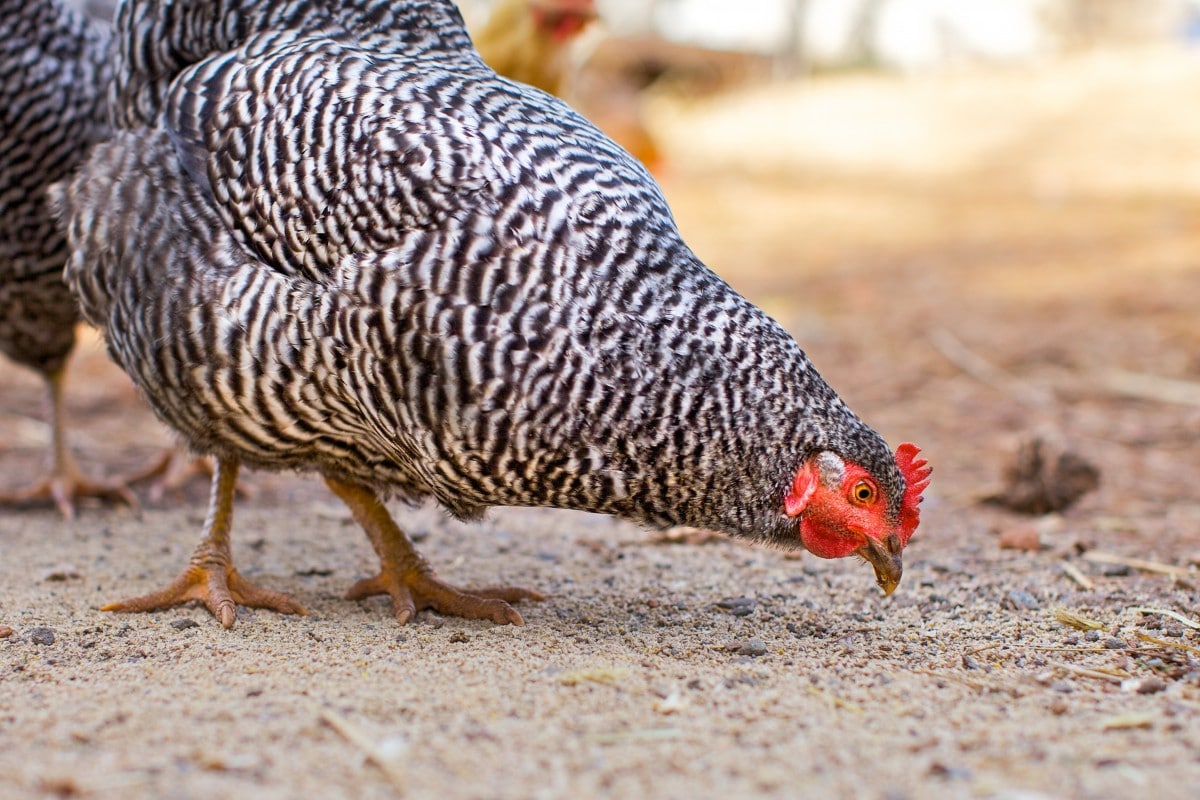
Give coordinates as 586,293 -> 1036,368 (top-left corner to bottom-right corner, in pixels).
325,474 -> 542,626
0,462 -> 138,520
103,457 -> 304,628
345,570 -> 541,625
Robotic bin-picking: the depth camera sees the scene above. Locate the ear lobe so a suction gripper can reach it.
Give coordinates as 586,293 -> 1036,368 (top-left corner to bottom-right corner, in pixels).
785,460 -> 818,517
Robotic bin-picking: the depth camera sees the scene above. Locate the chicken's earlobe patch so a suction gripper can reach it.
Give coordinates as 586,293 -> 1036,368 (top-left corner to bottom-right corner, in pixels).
785,460 -> 818,517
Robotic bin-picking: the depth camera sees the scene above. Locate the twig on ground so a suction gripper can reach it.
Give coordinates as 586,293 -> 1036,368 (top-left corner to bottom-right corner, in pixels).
586,728 -> 683,744
1083,551 -> 1192,578
1135,631 -> 1200,656
644,526 -> 726,546
1053,608 -> 1104,631
1049,661 -> 1128,684
1059,562 -> 1095,591
1097,369 -> 1200,407
1101,713 -> 1156,731
1129,607 -> 1200,630
912,668 -> 1022,696
929,329 -> 1055,409
318,706 -> 407,793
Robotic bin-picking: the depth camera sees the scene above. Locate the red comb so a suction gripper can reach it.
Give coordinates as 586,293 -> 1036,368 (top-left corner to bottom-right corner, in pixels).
896,443 -> 931,544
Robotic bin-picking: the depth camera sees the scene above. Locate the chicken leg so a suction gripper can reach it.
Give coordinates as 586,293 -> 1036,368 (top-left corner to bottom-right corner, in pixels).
0,368 -> 141,519
323,475 -> 542,625
135,447 -> 256,503
102,457 -> 306,628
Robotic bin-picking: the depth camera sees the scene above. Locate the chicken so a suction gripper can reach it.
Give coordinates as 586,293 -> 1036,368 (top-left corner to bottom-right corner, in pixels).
471,0 -> 596,96
0,0 -> 147,517
55,0 -> 930,628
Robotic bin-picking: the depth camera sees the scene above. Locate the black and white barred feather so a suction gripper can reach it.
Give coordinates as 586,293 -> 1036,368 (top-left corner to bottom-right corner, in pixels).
58,0 -> 905,546
0,0 -> 111,374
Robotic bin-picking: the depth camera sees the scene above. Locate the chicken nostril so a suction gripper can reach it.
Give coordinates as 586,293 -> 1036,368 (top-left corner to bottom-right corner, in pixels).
885,532 -> 902,555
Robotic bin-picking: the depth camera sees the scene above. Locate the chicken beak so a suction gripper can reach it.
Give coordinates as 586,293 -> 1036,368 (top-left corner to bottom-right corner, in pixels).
858,533 -> 903,596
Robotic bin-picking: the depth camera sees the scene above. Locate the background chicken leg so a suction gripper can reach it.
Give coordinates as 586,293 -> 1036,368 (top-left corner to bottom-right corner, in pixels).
0,368 -> 143,518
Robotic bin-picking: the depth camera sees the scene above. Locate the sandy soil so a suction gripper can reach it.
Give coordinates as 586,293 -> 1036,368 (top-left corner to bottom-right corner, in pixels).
3,48 -> 1200,800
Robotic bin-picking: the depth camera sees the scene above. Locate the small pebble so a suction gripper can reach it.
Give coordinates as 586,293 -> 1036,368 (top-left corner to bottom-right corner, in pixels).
0,626 -> 13,638
716,597 -> 756,617
998,526 -> 1040,552
1050,681 -> 1074,693
961,654 -> 987,671
1136,677 -> 1167,695
1098,563 -> 1131,577
1049,698 -> 1068,715
927,762 -> 971,780
449,631 -> 470,643
736,638 -> 767,657
40,565 -> 82,582
1005,589 -> 1041,610
1083,631 -> 1101,642
1103,638 -> 1125,650
29,627 -> 56,646
170,619 -> 200,631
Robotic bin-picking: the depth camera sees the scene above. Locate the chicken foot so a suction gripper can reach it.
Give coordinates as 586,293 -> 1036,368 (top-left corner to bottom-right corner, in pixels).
324,475 -> 542,625
102,457 -> 306,628
0,368 -> 142,519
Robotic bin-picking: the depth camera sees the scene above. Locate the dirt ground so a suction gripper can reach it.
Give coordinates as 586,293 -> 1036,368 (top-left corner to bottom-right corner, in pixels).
3,47 -> 1200,800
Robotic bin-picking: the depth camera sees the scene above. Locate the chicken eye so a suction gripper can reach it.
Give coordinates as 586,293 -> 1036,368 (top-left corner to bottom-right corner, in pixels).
851,481 -> 876,505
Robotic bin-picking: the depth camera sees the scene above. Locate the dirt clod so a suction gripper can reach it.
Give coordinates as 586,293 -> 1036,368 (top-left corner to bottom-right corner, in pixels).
1132,677 -> 1167,695
40,565 -> 82,582
28,627 -> 56,646
170,619 -> 200,631
998,526 -> 1041,552
716,597 -> 756,617
984,438 -> 1100,515
736,639 -> 767,657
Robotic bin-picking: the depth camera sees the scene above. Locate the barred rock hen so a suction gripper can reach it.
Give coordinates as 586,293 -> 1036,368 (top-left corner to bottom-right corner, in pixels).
56,0 -> 930,628
0,0 -> 145,517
